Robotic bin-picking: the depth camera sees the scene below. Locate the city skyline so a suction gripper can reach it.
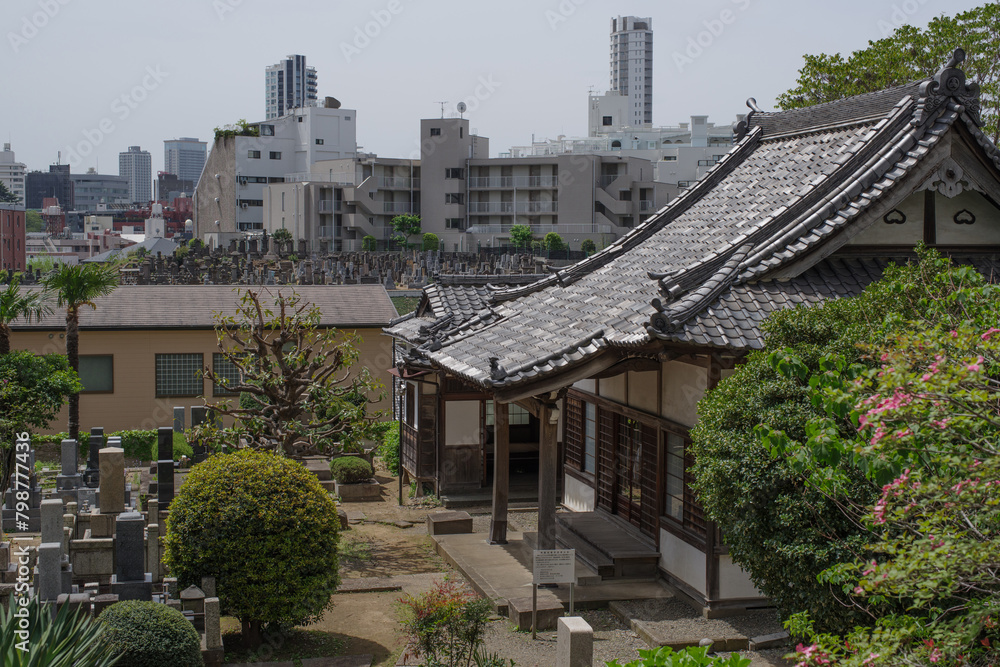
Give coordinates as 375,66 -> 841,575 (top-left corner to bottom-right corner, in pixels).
2,0 -> 984,183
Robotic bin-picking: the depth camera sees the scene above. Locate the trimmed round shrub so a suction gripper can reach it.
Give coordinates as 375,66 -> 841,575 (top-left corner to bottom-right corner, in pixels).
98,600 -> 202,667
163,450 -> 340,646
331,456 -> 373,484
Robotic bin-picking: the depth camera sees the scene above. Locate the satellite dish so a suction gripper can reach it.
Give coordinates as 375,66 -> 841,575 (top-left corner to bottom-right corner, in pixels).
457,102 -> 467,117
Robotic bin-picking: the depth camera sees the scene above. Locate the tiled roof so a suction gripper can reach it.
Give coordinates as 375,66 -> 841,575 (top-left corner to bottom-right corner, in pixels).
390,54 -> 996,394
11,285 -> 398,330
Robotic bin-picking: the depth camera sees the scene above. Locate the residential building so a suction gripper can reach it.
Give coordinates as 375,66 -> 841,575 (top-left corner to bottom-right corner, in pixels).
119,146 -> 152,204
40,197 -> 66,235
610,16 -> 653,127
24,230 -> 131,262
0,204 -> 26,271
164,137 -> 207,184
387,54 -> 997,615
25,164 -> 73,210
156,172 -> 196,202
195,102 -> 357,244
264,156 -> 419,251
10,285 -> 396,433
0,144 -> 26,204
265,54 -> 318,120
70,171 -> 130,210
261,118 -> 671,252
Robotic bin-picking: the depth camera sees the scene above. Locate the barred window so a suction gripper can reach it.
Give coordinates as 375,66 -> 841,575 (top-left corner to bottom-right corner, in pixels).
485,401 -> 530,426
564,397 -> 597,474
155,354 -> 203,397
212,353 -> 240,396
663,429 -> 706,537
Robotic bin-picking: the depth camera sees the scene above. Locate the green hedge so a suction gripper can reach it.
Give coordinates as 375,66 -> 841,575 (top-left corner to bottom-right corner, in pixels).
330,456 -> 373,484
377,422 -> 400,475
33,430 -> 192,461
98,600 -> 202,667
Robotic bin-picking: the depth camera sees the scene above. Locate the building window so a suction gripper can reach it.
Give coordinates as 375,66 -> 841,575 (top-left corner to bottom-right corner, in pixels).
260,125 -> 274,136
603,116 -> 613,126
663,429 -> 706,537
485,401 -> 531,426
79,355 -> 113,393
430,127 -> 441,136
212,353 -> 240,396
155,353 -> 204,397
297,117 -> 303,123
445,193 -> 464,204
269,152 -> 282,160
345,116 -> 351,121
315,138 -> 324,145
248,150 -> 261,159
445,218 -> 465,230
445,168 -> 464,179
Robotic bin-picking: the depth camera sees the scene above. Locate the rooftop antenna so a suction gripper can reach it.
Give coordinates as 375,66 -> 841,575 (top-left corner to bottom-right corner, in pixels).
435,101 -> 447,119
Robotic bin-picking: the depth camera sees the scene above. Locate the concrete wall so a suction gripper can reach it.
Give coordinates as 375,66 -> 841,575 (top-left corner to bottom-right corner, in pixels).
9,327 -> 392,434
659,530 -> 706,596
563,474 -> 595,512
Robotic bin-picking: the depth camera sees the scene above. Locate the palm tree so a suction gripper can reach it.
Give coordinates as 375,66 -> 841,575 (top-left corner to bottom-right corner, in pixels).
0,274 -> 50,355
43,263 -> 118,440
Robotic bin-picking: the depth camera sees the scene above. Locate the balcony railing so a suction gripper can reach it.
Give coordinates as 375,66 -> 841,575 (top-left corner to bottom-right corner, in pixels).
515,202 -> 558,214
468,202 -> 514,214
599,174 -> 622,187
639,200 -> 655,211
466,223 -> 613,235
383,202 -> 417,214
379,177 -> 420,189
317,200 -> 342,213
468,176 -> 513,188
468,176 -> 561,188
317,226 -> 342,238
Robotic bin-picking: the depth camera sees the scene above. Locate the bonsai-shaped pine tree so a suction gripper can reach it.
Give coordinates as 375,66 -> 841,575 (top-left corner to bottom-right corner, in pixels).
202,288 -> 383,457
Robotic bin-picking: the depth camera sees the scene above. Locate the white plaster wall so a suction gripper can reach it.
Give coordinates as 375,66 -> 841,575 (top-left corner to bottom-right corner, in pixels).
659,529 -> 706,595
661,360 -> 707,428
600,374 -> 626,403
846,191 -> 923,245
936,190 -> 1000,244
628,371 -> 658,414
718,555 -> 764,600
573,379 -> 596,393
563,475 -> 596,512
444,400 -> 480,446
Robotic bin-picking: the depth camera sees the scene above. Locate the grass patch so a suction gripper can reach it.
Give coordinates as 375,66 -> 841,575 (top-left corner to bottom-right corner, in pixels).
338,536 -> 374,565
222,628 -> 346,664
391,296 -> 420,315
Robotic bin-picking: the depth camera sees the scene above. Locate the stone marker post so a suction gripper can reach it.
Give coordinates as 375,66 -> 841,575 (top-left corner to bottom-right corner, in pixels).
111,512 -> 152,601
156,427 -> 174,509
99,447 -> 125,514
556,617 -> 593,667
84,427 -> 104,488
56,439 -> 82,491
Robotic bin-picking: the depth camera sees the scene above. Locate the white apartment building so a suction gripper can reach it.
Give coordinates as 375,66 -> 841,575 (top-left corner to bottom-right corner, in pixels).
195,103 -> 357,245
0,144 -> 27,204
265,54 -> 318,120
610,16 -> 653,128
119,146 -> 152,204
164,138 -> 207,184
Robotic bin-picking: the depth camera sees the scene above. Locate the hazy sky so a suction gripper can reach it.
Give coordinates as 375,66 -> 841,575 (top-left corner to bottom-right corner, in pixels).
1,0 -> 984,177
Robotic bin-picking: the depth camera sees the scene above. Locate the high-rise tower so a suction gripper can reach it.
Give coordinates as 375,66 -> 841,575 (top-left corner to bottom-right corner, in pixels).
610,16 -> 653,127
265,54 -> 318,120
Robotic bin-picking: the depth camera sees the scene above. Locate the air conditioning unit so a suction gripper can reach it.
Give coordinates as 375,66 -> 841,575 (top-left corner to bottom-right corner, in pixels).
240,203 -> 249,209
239,178 -> 248,186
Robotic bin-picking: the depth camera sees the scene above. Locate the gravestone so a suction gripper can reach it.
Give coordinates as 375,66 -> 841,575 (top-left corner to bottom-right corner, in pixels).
55,439 -> 82,493
83,427 -> 103,488
99,447 -> 125,514
110,512 -> 152,601
2,441 -> 42,532
190,406 -> 208,464
156,428 -> 174,510
173,407 -> 185,433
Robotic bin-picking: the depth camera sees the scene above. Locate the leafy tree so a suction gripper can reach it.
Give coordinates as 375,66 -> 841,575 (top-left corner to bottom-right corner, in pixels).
270,227 -> 293,252
163,450 -> 340,650
201,288 -> 383,457
421,232 -> 439,251
390,214 -> 422,250
213,118 -> 259,140
42,263 -> 118,441
0,274 -> 50,354
580,238 -> 597,255
508,224 -> 533,250
0,351 -> 81,513
24,210 -> 44,233
0,182 -> 19,204
691,249 -> 968,633
778,5 -> 1000,142
361,235 -> 377,251
543,232 -> 566,252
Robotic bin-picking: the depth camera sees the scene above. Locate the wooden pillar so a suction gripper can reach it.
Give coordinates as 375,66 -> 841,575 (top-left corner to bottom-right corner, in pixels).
489,401 -> 510,544
705,355 -> 726,604
537,401 -> 559,550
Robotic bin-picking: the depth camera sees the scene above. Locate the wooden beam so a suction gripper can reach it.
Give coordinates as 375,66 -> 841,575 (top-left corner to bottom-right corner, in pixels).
489,401 -> 510,545
924,189 -> 937,245
537,400 -> 559,550
493,351 -> 620,404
